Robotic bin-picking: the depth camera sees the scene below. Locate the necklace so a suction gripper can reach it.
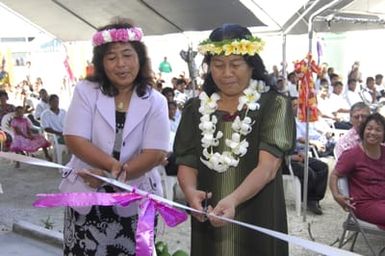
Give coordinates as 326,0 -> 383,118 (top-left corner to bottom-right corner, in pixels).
117,102 -> 125,111
198,79 -> 268,172
115,90 -> 133,111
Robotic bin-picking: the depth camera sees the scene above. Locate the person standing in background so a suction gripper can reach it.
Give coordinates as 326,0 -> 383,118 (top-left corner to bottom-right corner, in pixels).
158,56 -> 172,73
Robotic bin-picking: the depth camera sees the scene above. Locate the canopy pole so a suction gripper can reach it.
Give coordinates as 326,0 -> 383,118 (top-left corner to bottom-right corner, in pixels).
303,0 -> 343,222
282,34 -> 286,78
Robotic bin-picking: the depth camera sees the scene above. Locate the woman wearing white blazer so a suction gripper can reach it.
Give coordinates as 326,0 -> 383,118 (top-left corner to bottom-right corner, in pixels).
61,19 -> 169,256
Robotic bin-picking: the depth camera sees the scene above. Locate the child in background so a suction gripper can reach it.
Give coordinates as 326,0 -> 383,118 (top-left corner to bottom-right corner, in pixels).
10,106 -> 52,164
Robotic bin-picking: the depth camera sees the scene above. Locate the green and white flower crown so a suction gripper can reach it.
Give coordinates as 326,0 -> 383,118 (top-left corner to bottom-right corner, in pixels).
197,35 -> 264,56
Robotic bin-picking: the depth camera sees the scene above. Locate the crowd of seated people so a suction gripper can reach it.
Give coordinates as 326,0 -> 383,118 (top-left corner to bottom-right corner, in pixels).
0,81 -> 67,163
266,60 -> 385,222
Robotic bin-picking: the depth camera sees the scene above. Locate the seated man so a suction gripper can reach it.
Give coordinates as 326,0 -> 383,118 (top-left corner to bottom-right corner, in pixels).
334,102 -> 370,159
284,97 -> 329,215
40,94 -> 66,144
360,76 -> 377,105
328,81 -> 352,129
293,97 -> 334,157
34,89 -> 49,122
285,152 -> 329,215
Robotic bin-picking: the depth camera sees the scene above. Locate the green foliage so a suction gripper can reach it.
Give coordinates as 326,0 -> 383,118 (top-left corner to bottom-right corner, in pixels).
155,241 -> 188,256
41,216 -> 54,230
172,249 -> 188,256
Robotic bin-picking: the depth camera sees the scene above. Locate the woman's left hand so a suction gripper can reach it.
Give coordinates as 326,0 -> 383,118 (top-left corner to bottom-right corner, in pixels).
208,195 -> 236,227
78,169 -> 106,188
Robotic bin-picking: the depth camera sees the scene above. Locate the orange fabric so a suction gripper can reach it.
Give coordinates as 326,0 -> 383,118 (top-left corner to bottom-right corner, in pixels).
294,53 -> 320,122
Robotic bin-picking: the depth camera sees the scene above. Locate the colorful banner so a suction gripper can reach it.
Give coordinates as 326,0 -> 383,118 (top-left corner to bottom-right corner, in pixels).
294,53 -> 320,122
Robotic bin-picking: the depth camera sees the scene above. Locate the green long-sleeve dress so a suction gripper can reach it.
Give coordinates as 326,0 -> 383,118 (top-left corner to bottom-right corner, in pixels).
174,90 -> 296,256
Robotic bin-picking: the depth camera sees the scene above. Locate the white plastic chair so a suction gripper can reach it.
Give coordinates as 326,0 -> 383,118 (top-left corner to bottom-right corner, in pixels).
337,177 -> 385,255
1,112 -> 16,140
45,132 -> 69,164
157,165 -> 177,201
1,112 -> 43,138
282,156 -> 302,217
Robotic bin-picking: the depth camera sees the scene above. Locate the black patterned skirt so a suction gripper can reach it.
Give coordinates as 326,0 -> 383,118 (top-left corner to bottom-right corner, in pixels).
63,205 -> 138,256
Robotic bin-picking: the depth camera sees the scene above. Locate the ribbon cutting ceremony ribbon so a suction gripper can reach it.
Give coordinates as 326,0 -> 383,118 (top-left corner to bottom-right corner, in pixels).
0,152 -> 361,256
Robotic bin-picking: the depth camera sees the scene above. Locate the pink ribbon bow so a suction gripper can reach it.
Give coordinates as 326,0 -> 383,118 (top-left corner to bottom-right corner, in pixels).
34,192 -> 187,256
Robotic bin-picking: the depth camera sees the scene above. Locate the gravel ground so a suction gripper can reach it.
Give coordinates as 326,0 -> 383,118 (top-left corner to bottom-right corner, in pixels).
0,153 -> 384,255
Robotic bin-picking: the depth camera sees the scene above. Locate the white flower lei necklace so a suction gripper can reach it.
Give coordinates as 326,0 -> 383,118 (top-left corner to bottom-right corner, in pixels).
198,79 -> 268,172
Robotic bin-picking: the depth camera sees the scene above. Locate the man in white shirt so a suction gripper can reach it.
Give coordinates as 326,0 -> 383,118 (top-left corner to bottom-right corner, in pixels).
361,76 -> 377,104
292,97 -> 334,157
174,78 -> 188,106
285,97 -> 329,214
287,72 -> 298,97
34,89 -> 49,121
41,94 -> 66,144
375,74 -> 385,100
328,81 -> 351,129
344,78 -> 362,107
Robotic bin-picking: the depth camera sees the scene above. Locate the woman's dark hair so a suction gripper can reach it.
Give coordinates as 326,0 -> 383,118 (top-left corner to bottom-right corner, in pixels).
0,90 -> 9,100
48,94 -> 59,102
358,112 -> 385,142
15,106 -> 24,112
201,24 -> 269,96
161,87 -> 174,97
87,20 -> 153,97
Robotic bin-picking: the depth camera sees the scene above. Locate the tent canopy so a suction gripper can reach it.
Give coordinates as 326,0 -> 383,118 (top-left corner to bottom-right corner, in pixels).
1,0 -> 385,41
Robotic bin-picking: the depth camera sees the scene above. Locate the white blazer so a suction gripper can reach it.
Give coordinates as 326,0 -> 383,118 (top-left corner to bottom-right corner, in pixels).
60,80 -> 170,216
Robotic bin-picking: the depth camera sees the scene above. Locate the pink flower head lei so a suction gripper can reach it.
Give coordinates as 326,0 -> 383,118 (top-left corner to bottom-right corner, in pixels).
92,27 -> 144,47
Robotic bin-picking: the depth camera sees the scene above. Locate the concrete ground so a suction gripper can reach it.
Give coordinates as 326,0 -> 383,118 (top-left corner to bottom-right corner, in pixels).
0,152 -> 384,256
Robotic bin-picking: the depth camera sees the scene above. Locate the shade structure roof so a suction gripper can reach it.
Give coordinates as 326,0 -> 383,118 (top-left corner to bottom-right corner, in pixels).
1,0 -> 385,41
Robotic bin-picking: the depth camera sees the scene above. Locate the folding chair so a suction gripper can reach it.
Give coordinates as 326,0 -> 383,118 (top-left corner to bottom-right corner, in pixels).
337,177 -> 385,255
282,156 -> 302,216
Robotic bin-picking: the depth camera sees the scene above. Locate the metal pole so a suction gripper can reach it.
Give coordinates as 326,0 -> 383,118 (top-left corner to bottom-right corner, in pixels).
303,0 -> 343,222
282,34 -> 286,78
303,108 -> 310,222
187,45 -> 197,97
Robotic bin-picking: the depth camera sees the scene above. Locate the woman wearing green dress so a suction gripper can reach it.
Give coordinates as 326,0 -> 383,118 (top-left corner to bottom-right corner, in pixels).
174,24 -> 295,255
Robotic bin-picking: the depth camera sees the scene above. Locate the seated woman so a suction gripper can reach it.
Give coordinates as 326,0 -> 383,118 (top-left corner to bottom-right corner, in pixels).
329,113 -> 385,229
10,106 -> 52,164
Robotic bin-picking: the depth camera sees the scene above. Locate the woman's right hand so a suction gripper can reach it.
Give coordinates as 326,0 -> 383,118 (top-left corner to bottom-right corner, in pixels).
185,188 -> 212,222
333,193 -> 356,211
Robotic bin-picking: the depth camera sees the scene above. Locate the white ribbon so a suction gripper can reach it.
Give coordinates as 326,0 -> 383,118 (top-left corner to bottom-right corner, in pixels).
0,152 -> 360,256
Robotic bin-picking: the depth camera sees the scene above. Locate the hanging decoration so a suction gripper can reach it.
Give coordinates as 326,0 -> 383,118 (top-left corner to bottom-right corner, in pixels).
294,53 -> 321,122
